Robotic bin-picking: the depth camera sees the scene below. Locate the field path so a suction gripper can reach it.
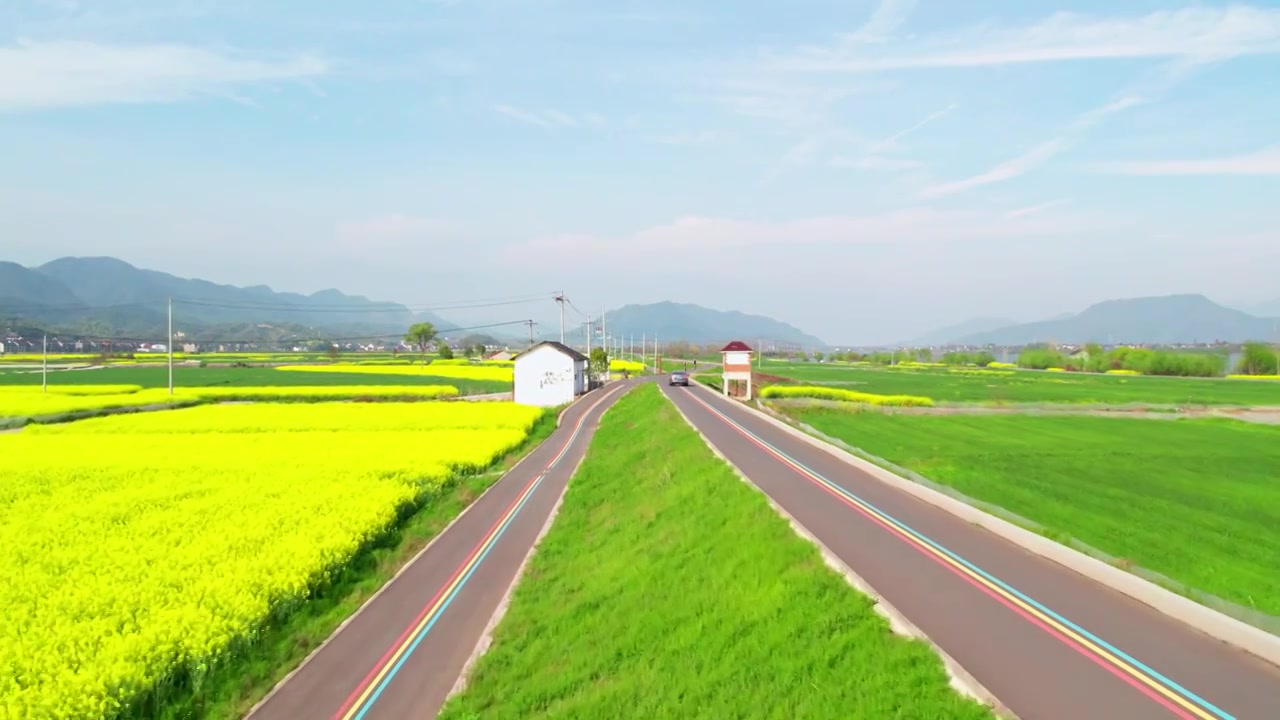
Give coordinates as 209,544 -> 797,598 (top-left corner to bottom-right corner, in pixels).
246,380 -> 635,720
661,382 -> 1280,720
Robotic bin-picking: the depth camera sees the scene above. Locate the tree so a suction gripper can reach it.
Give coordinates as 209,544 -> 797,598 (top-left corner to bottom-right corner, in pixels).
813,351 -> 825,362
1237,341 -> 1279,376
405,322 -> 437,355
326,344 -> 341,361
436,340 -> 454,360
589,347 -> 609,379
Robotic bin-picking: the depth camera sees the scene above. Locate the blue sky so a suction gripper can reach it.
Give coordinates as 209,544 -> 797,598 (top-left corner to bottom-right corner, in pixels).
2,0 -> 1278,344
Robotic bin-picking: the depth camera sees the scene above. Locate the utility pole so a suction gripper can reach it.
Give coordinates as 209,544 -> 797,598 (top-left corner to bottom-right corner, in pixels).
167,297 -> 174,395
42,334 -> 47,393
554,292 -> 566,345
585,316 -> 592,355
526,319 -> 537,347
601,306 -> 606,357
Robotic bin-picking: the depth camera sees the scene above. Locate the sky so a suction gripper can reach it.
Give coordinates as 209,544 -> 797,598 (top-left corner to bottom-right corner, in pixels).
1,0 -> 1278,345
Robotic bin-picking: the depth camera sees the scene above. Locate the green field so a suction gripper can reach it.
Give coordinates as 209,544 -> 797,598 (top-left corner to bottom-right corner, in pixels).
439,385 -> 992,720
764,362 -> 1280,406
0,365 -> 510,396
779,407 -> 1280,615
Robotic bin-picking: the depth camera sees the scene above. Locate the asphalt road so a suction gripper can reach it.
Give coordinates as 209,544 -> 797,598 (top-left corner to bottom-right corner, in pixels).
246,380 -> 634,720
660,382 -> 1280,720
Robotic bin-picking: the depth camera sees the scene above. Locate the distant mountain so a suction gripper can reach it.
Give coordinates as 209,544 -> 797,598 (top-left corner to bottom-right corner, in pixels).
955,294 -> 1279,345
905,316 -> 1018,346
590,301 -> 826,347
1,256 -> 457,339
0,262 -> 80,306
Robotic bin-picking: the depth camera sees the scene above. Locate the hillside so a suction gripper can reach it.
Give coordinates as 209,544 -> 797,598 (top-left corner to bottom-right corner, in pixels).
589,301 -> 826,347
906,316 -> 1018,346
1,257 -> 458,338
955,294 -> 1279,345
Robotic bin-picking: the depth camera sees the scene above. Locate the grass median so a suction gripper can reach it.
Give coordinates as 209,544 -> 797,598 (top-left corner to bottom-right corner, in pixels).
439,384 -> 992,720
781,407 -> 1280,617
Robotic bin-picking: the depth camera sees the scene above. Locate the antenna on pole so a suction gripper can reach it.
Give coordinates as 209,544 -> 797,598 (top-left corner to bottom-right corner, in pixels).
554,292 -> 567,345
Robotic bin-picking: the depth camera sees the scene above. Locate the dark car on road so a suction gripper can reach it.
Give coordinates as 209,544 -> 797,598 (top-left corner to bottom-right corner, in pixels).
669,370 -> 690,386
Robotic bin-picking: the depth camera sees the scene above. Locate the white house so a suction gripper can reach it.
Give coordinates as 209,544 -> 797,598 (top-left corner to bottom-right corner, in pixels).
720,340 -> 755,400
513,341 -> 589,407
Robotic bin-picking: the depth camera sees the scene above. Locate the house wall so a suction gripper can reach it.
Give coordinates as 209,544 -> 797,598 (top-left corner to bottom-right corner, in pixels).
514,346 -> 578,407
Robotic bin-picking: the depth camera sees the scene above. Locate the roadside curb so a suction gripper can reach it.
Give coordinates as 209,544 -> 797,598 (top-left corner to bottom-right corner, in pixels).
664,389 -> 1015,719
695,383 -> 1280,669
446,383 -> 631,702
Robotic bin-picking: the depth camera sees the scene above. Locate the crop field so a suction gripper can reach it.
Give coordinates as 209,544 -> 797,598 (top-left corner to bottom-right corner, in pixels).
0,364 -> 510,396
777,407 -> 1280,616
763,361 -> 1280,406
0,401 -> 543,719
439,385 -> 991,720
759,384 -> 934,407
276,362 -> 514,382
0,385 -> 463,424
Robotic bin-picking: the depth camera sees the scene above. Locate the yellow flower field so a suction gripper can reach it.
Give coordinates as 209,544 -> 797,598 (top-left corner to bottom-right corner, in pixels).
0,385 -> 461,420
276,363 -> 514,382
0,388 -> 196,420
0,401 -> 542,718
609,359 -> 645,373
759,385 -> 934,407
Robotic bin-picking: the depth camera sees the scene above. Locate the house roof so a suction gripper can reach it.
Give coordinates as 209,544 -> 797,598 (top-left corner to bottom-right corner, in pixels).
720,340 -> 754,352
514,340 -> 589,362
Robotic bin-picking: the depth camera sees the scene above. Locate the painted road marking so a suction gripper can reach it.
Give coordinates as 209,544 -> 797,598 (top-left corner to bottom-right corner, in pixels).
334,384 -> 626,720
683,390 -> 1233,720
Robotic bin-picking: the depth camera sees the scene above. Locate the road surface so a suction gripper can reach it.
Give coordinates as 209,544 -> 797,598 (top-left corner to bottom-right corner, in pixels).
660,382 -> 1280,720
247,380 -> 634,720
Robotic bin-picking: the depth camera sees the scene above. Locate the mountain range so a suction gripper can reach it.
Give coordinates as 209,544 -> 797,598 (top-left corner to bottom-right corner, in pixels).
1,257 -> 827,348
0,257 -> 455,340
920,294 -> 1280,346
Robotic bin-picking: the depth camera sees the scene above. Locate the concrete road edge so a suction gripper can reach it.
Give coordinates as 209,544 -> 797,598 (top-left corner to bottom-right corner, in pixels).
695,383 -> 1280,668
664,388 -> 1016,718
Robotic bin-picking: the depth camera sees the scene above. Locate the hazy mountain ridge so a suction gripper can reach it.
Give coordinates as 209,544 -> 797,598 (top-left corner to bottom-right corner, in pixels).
905,317 -> 1018,346
2,257 -> 457,338
584,301 -> 826,347
951,294 -> 1280,345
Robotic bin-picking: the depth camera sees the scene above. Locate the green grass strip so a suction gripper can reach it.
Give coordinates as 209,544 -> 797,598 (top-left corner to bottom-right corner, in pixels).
151,410 -> 559,720
439,384 -> 992,720
783,408 -> 1280,617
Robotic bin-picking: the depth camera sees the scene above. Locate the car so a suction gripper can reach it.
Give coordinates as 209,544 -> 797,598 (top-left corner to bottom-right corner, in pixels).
669,370 -> 690,386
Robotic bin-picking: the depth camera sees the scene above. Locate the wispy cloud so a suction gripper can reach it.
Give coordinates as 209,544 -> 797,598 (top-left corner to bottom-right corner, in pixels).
920,95 -> 1143,198
829,155 -> 923,171
1095,146 -> 1280,176
504,205 -> 1100,270
774,6 -> 1280,72
843,0 -> 918,44
1004,199 -> 1072,220
653,130 -> 727,146
0,39 -> 328,111
870,103 -> 957,152
922,140 -> 1066,198
494,104 -> 599,129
